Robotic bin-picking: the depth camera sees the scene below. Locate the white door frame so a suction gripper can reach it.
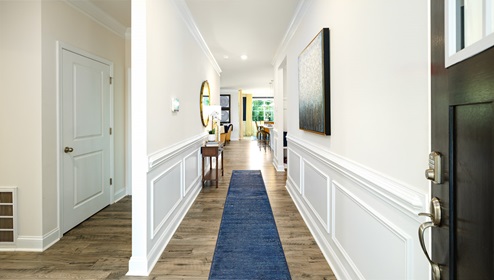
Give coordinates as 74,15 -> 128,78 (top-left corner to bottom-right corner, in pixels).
56,41 -> 115,236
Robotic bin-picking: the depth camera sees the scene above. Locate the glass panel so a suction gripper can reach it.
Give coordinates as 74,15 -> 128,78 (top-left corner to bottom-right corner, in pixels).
488,0 -> 494,34
446,0 -> 494,66
252,98 -> 274,122
464,0 -> 483,47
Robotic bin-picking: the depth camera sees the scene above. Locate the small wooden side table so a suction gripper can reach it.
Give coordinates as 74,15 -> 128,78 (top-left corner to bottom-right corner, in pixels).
201,145 -> 224,188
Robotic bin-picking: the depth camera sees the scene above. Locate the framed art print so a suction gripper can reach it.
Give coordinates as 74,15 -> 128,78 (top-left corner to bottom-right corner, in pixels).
298,28 -> 330,135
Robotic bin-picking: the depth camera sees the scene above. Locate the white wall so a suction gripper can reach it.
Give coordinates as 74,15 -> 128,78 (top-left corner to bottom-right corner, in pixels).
41,0 -> 127,239
146,0 -> 220,152
0,1 -> 43,243
0,0 -> 127,251
273,0 -> 430,278
128,0 -> 220,275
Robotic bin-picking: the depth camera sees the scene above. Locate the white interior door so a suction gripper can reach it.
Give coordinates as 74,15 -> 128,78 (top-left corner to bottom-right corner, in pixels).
61,48 -> 111,234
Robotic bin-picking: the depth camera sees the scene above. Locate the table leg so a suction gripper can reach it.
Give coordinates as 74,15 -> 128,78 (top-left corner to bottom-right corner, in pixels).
202,156 -> 205,187
215,155 -> 218,188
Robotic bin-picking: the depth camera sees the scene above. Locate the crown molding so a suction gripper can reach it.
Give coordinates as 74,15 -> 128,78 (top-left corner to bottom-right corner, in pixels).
272,0 -> 314,66
64,0 -> 128,39
172,0 -> 222,76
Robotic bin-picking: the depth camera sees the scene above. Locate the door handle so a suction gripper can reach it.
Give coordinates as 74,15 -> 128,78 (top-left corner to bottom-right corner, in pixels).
418,197 -> 441,280
64,147 -> 74,153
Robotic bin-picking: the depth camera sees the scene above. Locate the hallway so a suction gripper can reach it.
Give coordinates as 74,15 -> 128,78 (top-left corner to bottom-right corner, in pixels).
0,140 -> 335,279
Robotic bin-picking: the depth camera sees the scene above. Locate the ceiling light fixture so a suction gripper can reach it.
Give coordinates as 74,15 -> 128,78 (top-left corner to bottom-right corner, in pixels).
240,55 -> 248,60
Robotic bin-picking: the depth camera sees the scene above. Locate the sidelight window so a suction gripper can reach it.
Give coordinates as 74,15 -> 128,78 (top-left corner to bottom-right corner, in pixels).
446,0 -> 494,66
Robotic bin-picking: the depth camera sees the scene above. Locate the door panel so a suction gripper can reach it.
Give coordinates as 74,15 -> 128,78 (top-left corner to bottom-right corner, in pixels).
431,1 -> 494,279
62,49 -> 111,234
453,102 -> 493,279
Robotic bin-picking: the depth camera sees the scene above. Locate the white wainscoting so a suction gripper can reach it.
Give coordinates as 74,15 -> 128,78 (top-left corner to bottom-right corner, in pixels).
150,161 -> 182,238
286,136 -> 429,280
143,134 -> 205,272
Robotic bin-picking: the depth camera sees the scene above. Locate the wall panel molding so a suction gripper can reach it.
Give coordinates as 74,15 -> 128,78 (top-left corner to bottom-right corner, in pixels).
286,135 -> 428,279
303,160 -> 330,233
148,133 -> 206,169
130,137 -> 203,275
183,150 -> 201,197
288,135 -> 427,220
287,149 -> 302,193
332,181 -> 412,279
150,161 -> 182,238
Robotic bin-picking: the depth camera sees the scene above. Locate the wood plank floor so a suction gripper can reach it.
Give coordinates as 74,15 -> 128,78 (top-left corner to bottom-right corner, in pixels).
0,139 -> 336,279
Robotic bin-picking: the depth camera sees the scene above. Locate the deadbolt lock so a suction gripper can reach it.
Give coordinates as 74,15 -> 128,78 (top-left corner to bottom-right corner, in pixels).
425,151 -> 443,184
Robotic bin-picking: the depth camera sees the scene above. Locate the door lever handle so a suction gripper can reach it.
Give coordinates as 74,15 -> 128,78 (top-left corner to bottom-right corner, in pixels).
418,221 -> 441,280
417,197 -> 442,280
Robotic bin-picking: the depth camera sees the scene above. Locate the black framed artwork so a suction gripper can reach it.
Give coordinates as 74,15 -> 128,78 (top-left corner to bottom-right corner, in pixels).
298,28 -> 330,135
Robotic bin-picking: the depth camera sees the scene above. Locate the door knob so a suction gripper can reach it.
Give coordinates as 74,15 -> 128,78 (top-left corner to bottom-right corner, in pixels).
418,197 -> 441,280
64,147 -> 74,153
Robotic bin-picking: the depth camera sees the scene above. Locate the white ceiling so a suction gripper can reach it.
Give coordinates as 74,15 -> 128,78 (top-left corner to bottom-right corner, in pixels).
89,0 -> 300,95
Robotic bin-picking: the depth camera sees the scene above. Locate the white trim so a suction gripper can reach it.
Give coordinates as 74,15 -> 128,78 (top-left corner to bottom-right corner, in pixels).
128,0 -> 149,275
285,180 -> 349,280
172,0 -> 222,76
287,148 -> 302,193
288,135 -> 427,220
64,0 -> 128,38
183,150 -> 202,197
4,227 -> 59,252
272,0 -> 315,66
302,159 -> 331,233
0,187 -> 17,247
148,133 -> 207,169
332,181 -> 413,280
128,180 -> 202,276
150,161 -> 183,238
126,67 -> 132,196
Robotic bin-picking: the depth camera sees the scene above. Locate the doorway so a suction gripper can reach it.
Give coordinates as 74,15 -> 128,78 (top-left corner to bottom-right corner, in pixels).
59,44 -> 114,234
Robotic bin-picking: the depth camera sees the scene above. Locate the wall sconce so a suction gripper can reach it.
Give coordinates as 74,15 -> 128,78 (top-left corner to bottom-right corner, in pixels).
171,98 -> 180,112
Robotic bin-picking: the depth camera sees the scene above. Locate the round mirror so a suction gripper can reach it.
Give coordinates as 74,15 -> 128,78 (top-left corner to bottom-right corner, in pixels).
200,80 -> 210,127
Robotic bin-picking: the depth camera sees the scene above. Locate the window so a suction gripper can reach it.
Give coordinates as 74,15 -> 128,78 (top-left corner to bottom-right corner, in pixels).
446,0 -> 494,66
220,94 -> 230,124
252,98 -> 274,122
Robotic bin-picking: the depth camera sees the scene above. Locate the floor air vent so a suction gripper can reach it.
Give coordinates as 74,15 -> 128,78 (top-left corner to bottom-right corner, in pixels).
0,188 -> 16,243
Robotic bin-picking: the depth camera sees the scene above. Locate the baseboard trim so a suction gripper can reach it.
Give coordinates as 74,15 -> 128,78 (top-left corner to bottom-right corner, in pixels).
2,227 -> 60,252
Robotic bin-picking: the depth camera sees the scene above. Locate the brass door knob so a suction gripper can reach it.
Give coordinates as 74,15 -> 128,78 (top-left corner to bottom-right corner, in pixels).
64,147 -> 74,153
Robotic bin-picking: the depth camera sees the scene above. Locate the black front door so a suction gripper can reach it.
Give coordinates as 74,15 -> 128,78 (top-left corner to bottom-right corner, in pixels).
430,1 -> 494,279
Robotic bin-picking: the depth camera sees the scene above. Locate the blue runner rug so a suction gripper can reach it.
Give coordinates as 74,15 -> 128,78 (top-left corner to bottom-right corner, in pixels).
209,170 -> 291,280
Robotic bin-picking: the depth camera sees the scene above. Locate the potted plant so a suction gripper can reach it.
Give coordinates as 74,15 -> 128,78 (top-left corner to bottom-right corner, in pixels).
208,128 -> 216,142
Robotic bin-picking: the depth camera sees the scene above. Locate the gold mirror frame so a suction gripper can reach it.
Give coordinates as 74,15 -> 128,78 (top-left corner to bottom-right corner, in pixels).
200,80 -> 210,127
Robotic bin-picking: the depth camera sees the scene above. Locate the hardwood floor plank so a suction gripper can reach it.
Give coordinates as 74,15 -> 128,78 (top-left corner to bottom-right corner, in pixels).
0,140 -> 335,279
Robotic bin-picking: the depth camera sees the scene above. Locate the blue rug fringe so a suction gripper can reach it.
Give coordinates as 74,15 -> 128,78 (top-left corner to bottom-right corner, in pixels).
209,170 -> 291,280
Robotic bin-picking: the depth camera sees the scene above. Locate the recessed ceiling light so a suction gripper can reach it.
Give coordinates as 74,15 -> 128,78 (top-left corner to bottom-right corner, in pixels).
223,55 -> 229,59
240,55 -> 248,60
